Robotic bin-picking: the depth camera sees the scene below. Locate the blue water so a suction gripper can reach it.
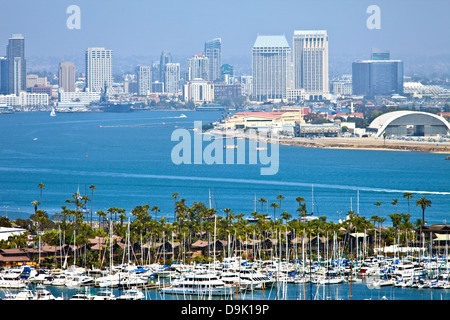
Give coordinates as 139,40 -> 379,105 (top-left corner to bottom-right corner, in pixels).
0,110 -> 449,225
2,281 -> 450,301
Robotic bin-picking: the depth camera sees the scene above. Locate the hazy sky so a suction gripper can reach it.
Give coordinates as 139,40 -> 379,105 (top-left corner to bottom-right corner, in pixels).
1,0 -> 449,63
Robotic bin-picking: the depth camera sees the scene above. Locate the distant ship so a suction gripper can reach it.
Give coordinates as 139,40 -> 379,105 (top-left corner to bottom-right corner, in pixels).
50,107 -> 56,117
100,101 -> 134,113
196,104 -> 225,111
95,84 -> 134,113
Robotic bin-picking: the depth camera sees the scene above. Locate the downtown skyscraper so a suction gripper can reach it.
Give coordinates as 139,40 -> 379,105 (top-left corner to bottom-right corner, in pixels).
85,47 -> 113,93
187,53 -> 209,81
136,65 -> 152,96
164,63 -> 180,94
159,51 -> 172,91
58,62 -> 76,92
293,30 -> 329,99
6,34 -> 26,95
252,35 -> 291,101
204,38 -> 221,82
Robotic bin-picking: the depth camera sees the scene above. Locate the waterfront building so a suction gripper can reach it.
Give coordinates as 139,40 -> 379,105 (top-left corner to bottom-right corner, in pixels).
135,65 -> 152,96
205,38 -> 222,82
0,57 -> 7,94
164,63 -> 180,95
222,110 -> 305,130
352,49 -> 403,96
58,62 -> 76,92
0,92 -> 48,107
292,30 -> 329,100
6,34 -> 26,95
252,35 -> 291,102
58,91 -> 101,105
160,51 -> 172,89
187,54 -> 209,81
85,47 -> 113,93
368,111 -> 450,137
183,78 -> 214,104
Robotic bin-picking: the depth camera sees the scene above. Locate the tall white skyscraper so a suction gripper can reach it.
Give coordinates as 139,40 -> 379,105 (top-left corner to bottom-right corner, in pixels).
293,30 -> 329,99
164,63 -> 180,94
204,38 -> 221,82
85,47 -> 113,93
252,35 -> 291,101
136,65 -> 152,95
187,54 -> 209,81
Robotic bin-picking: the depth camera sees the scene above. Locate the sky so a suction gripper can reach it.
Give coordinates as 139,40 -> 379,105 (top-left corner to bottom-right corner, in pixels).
0,0 -> 449,73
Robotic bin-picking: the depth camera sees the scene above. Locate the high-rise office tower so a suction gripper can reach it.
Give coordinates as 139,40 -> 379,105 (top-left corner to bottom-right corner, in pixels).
85,47 -> 113,93
136,65 -> 152,96
164,63 -> 180,94
371,48 -> 390,60
252,35 -> 291,101
293,30 -> 329,97
0,57 -> 7,94
204,38 -> 221,82
58,62 -> 76,92
187,54 -> 209,81
160,51 -> 172,89
6,34 -> 26,95
352,50 -> 403,96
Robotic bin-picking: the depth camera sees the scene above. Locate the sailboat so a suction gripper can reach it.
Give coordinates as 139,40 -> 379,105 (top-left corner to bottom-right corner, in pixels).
50,107 -> 56,117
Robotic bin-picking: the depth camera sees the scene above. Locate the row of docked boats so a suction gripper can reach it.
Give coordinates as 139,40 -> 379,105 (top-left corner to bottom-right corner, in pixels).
2,253 -> 450,299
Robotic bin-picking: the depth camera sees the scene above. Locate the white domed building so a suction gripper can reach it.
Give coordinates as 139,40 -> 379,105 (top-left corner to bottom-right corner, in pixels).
368,111 -> 450,137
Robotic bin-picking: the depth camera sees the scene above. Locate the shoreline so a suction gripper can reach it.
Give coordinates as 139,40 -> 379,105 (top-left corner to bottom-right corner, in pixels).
207,130 -> 450,154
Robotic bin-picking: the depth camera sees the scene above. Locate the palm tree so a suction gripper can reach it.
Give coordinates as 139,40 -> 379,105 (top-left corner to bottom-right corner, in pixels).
276,194 -> 284,218
38,183 -> 45,209
31,200 -> 40,214
270,202 -> 279,222
280,211 -> 291,225
258,198 -> 267,215
374,201 -> 382,216
415,196 -> 432,229
151,206 -> 160,221
403,192 -> 414,215
391,198 -> 398,214
89,184 -> 96,227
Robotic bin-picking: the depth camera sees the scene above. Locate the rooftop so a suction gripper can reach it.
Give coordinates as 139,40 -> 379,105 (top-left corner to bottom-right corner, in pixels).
253,35 -> 290,48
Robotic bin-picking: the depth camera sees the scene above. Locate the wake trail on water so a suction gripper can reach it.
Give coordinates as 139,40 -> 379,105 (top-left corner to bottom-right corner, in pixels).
0,166 -> 448,196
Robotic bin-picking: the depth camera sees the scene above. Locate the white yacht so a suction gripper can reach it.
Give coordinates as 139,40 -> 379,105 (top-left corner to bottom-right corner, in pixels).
117,288 -> 145,300
161,273 -> 235,296
92,289 -> 116,300
219,271 -> 253,290
236,268 -> 276,289
70,287 -> 95,300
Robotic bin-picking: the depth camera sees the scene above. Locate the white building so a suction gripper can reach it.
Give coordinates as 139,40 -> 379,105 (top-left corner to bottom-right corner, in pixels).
0,92 -> 48,107
252,35 -> 291,102
0,227 -> 27,242
164,63 -> 180,95
85,47 -> 113,93
293,30 -> 329,100
58,91 -> 101,104
187,54 -> 209,81
136,65 -> 152,96
183,78 -> 214,104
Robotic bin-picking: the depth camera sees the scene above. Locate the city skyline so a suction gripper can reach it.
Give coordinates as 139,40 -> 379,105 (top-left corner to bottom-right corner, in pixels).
0,1 -> 449,75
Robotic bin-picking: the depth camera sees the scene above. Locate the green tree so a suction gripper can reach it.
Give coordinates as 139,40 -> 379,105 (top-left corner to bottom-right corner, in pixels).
415,196 -> 432,229
38,183 -> 45,209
